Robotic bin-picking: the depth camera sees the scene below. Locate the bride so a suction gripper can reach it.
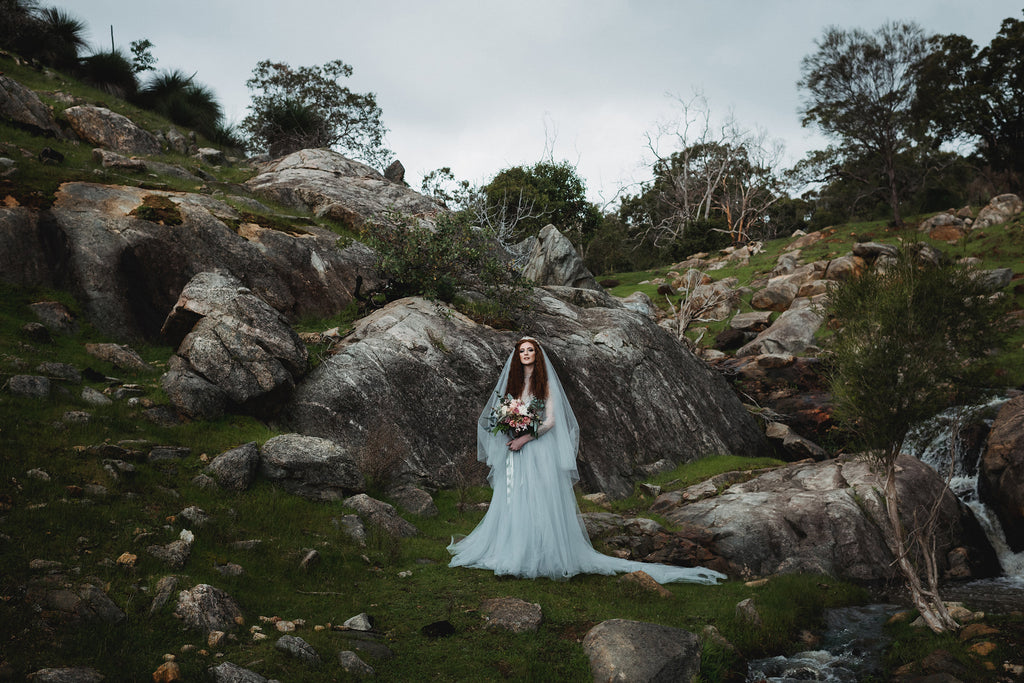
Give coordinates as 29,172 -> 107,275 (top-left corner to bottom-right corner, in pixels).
447,337 -> 726,585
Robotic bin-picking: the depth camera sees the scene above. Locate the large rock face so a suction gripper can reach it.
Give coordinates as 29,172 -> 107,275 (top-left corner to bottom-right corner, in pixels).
521,224 -> 602,290
244,149 -> 440,227
23,182 -> 379,339
288,293 -> 768,498
980,395 -> 1024,552
63,105 -> 162,155
664,455 -> 998,582
0,206 -> 64,288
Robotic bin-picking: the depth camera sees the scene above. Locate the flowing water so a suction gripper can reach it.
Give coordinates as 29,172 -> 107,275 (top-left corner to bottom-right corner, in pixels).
747,398 -> 1024,681
747,604 -> 898,682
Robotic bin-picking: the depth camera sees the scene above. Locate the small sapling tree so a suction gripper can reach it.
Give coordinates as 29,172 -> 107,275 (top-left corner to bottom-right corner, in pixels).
826,244 -> 1008,632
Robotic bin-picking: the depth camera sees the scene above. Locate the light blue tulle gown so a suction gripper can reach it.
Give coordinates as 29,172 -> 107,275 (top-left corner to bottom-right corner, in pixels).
447,345 -> 726,585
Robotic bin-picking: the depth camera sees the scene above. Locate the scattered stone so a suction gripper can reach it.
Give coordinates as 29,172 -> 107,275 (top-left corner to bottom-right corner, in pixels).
36,362 -> 81,383
387,485 -> 438,517
26,468 -> 51,481
21,322 -> 53,343
178,506 -> 210,527
765,421 -> 826,461
338,650 -> 375,677
25,668 -> 105,683
582,492 -> 610,507
208,661 -> 270,683
152,661 -> 181,683
194,147 -> 226,165
206,442 -> 259,491
275,620 -> 296,633
383,159 -> 405,183
260,434 -> 365,501
8,374 -> 51,398
275,635 -> 321,667
479,597 -> 543,633
81,386 -> 112,406
343,613 -> 374,631
147,540 -> 191,569
344,494 -> 417,537
116,552 -> 137,567
149,446 -> 190,462
84,343 -> 153,373
150,576 -> 178,615
582,619 -> 701,683
214,563 -> 244,577
62,410 -> 92,424
83,484 -> 109,498
336,514 -> 366,545
207,630 -> 227,648
0,74 -> 64,136
620,570 -> 673,598
959,623 -> 1000,641
29,301 -> 77,334
736,598 -> 763,628
174,584 -> 243,634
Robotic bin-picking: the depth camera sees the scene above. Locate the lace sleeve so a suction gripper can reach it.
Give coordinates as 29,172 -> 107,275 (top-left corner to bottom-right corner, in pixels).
536,392 -> 556,437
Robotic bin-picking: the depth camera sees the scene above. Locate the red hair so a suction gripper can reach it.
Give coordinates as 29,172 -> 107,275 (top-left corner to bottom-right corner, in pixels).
505,339 -> 549,400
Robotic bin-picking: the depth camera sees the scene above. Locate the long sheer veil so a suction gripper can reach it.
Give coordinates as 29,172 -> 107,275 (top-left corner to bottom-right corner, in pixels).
477,343 -> 581,485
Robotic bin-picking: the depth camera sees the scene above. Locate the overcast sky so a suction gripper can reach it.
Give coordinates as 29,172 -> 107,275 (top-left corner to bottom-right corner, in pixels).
59,0 -> 1013,204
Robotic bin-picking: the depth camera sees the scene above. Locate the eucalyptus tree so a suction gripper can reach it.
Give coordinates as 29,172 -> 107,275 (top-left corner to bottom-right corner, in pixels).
799,22 -> 931,227
914,11 -> 1024,180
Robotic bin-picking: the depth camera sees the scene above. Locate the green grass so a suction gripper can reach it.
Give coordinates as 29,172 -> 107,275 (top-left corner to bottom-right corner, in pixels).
0,284 -> 869,680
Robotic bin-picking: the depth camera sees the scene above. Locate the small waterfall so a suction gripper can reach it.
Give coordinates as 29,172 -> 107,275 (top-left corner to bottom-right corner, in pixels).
746,398 -> 1024,681
904,398 -> 1024,580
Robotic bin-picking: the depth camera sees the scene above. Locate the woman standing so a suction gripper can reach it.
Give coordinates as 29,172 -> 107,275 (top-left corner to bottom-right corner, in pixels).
448,337 -> 725,584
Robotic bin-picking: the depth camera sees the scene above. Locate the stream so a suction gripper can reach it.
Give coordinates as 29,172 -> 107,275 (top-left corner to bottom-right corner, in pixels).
747,398 -> 1024,682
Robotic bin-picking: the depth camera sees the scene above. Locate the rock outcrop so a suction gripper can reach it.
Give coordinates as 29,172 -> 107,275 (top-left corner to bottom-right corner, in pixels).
244,149 -> 440,228
974,193 -> 1023,230
17,182 -> 379,339
161,271 -> 308,417
663,455 -> 999,582
289,293 -> 768,498
521,224 -> 602,290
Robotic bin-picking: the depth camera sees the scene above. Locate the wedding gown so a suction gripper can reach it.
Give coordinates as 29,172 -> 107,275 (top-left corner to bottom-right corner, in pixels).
447,346 -> 726,585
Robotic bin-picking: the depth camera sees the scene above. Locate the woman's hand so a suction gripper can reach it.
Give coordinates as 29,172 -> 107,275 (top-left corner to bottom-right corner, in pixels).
507,434 -> 534,451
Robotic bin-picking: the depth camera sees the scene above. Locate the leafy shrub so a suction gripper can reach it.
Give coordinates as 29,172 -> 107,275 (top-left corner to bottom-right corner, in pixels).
364,212 -> 532,327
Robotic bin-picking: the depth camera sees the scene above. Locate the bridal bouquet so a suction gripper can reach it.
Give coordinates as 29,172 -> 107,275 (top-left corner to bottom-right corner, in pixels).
489,394 -> 545,439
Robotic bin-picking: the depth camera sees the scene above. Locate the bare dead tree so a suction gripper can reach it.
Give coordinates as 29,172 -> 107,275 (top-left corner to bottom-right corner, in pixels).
664,271 -> 737,347
638,92 -> 789,248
